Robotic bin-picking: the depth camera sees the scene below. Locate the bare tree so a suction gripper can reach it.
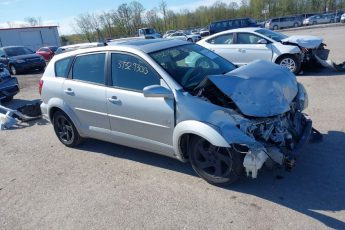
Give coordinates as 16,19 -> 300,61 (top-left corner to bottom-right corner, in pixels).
24,17 -> 42,26
159,0 -> 168,31
117,3 -> 133,35
130,1 -> 145,31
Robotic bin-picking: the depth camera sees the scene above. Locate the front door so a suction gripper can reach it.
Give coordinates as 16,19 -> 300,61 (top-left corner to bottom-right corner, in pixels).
232,32 -> 273,65
204,32 -> 241,64
106,52 -> 175,154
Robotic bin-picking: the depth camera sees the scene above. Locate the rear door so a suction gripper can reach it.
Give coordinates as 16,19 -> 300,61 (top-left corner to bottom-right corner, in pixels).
62,52 -> 110,132
106,52 -> 175,153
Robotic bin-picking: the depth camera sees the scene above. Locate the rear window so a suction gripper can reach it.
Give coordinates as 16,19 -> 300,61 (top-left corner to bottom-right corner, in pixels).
55,57 -> 73,77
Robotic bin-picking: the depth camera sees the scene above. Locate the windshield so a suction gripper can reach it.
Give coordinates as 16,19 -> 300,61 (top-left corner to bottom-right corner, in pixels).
144,28 -> 156,34
150,44 -> 236,90
256,28 -> 288,42
49,46 -> 58,52
4,47 -> 34,57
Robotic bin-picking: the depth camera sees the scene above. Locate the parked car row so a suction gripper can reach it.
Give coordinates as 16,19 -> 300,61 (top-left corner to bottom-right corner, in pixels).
0,46 -> 46,75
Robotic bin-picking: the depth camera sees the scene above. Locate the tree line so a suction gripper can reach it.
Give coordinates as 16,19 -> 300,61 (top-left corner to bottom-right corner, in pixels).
66,0 -> 344,44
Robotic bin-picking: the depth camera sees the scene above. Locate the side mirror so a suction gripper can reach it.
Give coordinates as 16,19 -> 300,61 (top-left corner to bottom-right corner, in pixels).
257,39 -> 268,44
143,85 -> 173,99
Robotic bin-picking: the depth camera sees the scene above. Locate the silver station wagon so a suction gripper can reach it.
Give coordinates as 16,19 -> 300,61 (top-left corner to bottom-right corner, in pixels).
40,39 -> 312,185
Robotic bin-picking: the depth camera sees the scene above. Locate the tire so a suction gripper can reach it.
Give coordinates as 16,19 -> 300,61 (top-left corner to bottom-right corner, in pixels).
330,19 -> 334,23
277,55 -> 301,74
294,23 -> 298,27
187,38 -> 193,42
189,136 -> 243,186
53,110 -> 82,147
273,25 -> 278,30
312,21 -> 317,25
9,65 -> 17,75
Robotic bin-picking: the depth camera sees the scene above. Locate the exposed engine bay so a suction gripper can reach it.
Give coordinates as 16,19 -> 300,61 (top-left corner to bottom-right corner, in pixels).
189,60 -> 315,178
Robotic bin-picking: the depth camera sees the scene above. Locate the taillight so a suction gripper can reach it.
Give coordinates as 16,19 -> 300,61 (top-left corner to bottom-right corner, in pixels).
39,79 -> 44,95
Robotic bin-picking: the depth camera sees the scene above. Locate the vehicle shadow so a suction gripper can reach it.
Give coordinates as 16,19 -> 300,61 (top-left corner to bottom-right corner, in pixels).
77,130 -> 345,228
230,130 -> 345,229
300,66 -> 345,77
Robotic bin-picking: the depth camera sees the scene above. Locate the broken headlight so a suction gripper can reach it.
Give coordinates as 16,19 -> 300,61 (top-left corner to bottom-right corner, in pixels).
295,83 -> 309,111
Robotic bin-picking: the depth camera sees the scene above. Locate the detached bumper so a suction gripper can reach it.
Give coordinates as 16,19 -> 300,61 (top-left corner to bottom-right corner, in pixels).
292,118 -> 313,155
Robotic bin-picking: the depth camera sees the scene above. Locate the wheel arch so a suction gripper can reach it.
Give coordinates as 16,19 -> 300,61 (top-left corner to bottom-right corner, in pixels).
173,120 -> 230,162
46,98 -> 82,134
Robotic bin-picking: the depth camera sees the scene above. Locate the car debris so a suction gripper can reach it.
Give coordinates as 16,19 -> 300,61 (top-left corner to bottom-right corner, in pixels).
0,103 -> 42,130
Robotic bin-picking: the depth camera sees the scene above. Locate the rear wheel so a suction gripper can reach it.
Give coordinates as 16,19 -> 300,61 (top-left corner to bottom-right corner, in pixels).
273,25 -> 279,30
189,137 -> 243,185
294,23 -> 298,27
187,38 -> 193,42
277,55 -> 301,74
53,110 -> 82,147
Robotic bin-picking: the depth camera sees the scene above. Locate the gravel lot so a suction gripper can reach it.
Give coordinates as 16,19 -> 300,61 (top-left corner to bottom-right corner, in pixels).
1,26 -> 345,229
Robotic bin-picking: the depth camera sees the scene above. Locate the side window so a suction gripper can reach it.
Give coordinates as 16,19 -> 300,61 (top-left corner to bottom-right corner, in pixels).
55,57 -> 73,77
237,33 -> 262,44
111,53 -> 160,91
72,53 -> 105,84
207,33 -> 234,44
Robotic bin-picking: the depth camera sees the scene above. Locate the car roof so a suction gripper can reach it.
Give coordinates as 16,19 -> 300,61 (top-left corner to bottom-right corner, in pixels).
107,38 -> 189,53
211,17 -> 251,24
53,39 -> 190,60
211,27 -> 260,35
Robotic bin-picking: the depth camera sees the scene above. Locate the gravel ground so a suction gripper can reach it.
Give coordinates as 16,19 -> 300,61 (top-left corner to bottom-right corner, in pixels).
1,26 -> 345,230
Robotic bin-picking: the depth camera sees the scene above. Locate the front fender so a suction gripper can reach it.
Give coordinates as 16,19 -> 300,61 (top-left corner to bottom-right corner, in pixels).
173,120 -> 230,161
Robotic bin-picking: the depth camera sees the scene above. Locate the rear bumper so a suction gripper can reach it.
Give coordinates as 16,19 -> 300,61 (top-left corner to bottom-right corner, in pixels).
0,77 -> 19,100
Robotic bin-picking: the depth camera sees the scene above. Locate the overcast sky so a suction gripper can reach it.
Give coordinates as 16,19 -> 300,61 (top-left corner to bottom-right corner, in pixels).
0,0 -> 239,35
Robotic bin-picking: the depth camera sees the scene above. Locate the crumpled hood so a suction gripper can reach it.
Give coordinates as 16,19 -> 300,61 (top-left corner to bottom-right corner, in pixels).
281,35 -> 323,49
207,60 -> 298,117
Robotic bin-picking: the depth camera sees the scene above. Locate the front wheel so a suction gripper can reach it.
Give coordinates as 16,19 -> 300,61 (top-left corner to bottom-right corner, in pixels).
189,137 -> 243,185
53,111 -> 82,147
277,55 -> 301,74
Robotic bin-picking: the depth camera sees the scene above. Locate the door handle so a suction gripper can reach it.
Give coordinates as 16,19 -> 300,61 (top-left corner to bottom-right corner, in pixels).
108,96 -> 121,104
64,88 -> 74,95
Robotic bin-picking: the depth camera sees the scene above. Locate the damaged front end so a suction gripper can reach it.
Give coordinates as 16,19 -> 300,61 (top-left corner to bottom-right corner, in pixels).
192,60 -> 313,178
281,35 -> 345,72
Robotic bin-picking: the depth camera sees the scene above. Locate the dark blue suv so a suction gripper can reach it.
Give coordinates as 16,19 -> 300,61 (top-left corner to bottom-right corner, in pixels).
0,46 -> 46,75
209,17 -> 258,35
